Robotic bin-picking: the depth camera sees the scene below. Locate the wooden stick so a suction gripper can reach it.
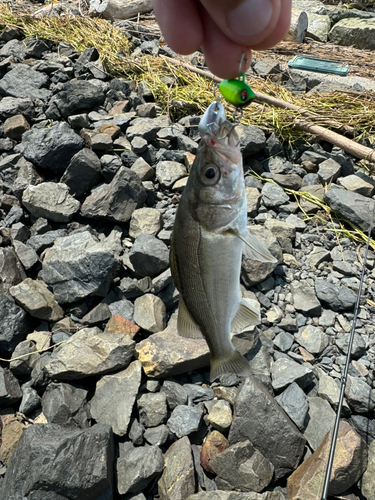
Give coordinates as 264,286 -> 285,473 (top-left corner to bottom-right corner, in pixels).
162,56 -> 369,156
295,119 -> 375,163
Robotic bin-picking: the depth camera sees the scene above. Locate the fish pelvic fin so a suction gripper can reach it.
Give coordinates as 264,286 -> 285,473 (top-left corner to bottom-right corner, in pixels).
177,296 -> 204,339
230,228 -> 277,263
232,298 -> 260,333
210,350 -> 251,382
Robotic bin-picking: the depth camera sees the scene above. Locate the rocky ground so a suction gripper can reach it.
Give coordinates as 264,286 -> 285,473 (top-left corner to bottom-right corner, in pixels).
0,1 -> 375,500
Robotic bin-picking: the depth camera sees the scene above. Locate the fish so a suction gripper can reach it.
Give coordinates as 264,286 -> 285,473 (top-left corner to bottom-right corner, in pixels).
170,101 -> 277,382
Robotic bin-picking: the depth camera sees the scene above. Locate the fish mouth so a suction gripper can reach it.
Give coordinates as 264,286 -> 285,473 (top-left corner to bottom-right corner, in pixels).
198,101 -> 227,137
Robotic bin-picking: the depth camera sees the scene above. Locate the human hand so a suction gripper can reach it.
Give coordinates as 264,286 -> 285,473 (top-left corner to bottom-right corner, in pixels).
154,0 -> 292,79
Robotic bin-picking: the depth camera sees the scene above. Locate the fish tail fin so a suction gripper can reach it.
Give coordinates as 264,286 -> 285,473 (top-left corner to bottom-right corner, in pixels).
210,350 -> 251,382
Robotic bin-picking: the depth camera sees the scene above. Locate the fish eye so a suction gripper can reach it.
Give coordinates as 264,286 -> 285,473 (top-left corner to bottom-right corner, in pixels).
200,164 -> 220,185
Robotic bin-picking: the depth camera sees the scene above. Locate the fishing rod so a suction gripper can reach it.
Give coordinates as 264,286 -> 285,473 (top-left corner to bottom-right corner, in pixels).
320,202 -> 375,500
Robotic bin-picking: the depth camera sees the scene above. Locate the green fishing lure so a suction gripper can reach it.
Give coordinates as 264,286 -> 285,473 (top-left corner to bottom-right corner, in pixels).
219,73 -> 255,108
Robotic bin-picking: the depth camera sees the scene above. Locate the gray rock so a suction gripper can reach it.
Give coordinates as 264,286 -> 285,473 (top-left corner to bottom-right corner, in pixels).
46,80 -> 106,119
107,298 -> 134,321
158,436 -> 195,500
306,247 -> 331,268
22,182 -> 80,223
27,229 -> 68,254
81,166 -> 146,223
13,240 -> 38,270
119,276 -> 152,299
306,12 -> 331,42
210,440 -> 274,492
324,186 -> 375,233
271,357 -> 314,391
126,116 -> 170,142
90,360 -> 142,436
206,399 -> 233,432
134,293 -> 166,333
299,184 -> 325,213
60,148 -> 103,198
253,57 -> 280,77
351,415 -> 375,446
129,233 -> 169,278
17,122 -> 83,175
184,384 -> 214,403
117,443 -> 164,495
329,17 -> 375,50
129,207 -> 162,238
161,380 -> 188,409
273,331 -> 294,352
0,367 -> 22,407
40,230 -> 117,304
42,382 -> 89,428
131,157 -> 155,181
167,405 -> 203,438
237,124 -> 267,157
0,64 -> 52,102
0,423 -> 114,500
138,391 -> 168,428
336,332 -> 366,359
241,227 -> 281,287
0,293 -> 30,354
295,325 -> 329,354
9,339 -> 39,376
0,96 -> 35,120
129,419 -> 145,446
264,219 -> 296,253
272,173 -> 303,191
229,376 -> 306,480
45,327 -> 135,380
144,424 -> 169,446
0,247 -> 26,294
10,278 -> 64,322
290,282 -> 321,316
317,372 -> 351,417
345,375 -> 375,414
268,157 -> 292,175
19,386 -> 41,415
337,172 -> 375,197
275,382 -> 309,430
262,182 -> 289,208
156,160 -> 187,189
315,278 -> 357,311
303,396 -> 336,450
245,187 -> 261,217
82,302 -> 111,325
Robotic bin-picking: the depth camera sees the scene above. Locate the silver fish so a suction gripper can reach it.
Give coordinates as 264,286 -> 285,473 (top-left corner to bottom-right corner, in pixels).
170,102 -> 276,381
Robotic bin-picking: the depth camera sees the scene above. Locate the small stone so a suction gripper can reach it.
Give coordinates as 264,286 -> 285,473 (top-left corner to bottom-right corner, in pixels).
245,187 -> 261,218
306,247 -> 331,268
9,340 -> 39,376
295,325 -> 329,354
167,405 -> 203,438
345,376 -> 375,414
360,438 -> 375,499
156,160 -> 187,188
0,416 -> 25,466
271,357 -> 314,391
275,382 -> 309,431
200,430 -> 228,473
129,207 -> 162,238
161,380 -> 188,409
9,278 -> 64,322
133,293 -> 167,333
104,314 -> 140,338
3,114 -> 30,141
317,158 -> 342,184
129,233 -> 169,278
137,392 -> 168,428
303,397 -> 336,450
206,399 -> 232,432
273,331 -> 294,352
90,361 -> 142,436
116,443 -> 164,495
144,424 -> 169,446
290,282 -> 321,316
262,182 -> 289,208
315,279 -> 357,312
318,372 -> 351,417
336,333 -> 366,359
337,173 -> 375,197
131,157 -> 155,181
210,440 -> 274,493
13,240 -> 38,270
42,382 -> 89,428
19,386 -> 41,415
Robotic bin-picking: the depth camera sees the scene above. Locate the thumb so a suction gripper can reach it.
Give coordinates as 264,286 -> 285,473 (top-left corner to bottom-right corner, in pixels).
200,0 -> 284,47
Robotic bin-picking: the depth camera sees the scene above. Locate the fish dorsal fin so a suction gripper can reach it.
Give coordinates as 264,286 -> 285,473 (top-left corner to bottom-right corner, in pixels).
230,228 -> 277,263
177,296 -> 204,339
232,298 -> 260,333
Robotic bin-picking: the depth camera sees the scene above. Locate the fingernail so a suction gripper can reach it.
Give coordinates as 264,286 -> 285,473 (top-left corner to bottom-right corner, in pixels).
227,0 -> 273,39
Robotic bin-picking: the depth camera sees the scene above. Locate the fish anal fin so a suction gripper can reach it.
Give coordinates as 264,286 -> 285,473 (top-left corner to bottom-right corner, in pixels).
210,350 -> 251,382
229,228 -> 277,263
232,298 -> 260,333
177,296 -> 204,339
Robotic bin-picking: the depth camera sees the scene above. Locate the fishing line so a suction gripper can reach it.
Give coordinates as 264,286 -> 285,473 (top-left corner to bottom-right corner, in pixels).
320,201 -> 375,500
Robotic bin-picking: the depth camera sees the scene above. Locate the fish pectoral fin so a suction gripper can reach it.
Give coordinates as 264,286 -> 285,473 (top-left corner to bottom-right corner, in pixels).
177,296 -> 204,339
232,298 -> 260,333
230,229 -> 277,263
